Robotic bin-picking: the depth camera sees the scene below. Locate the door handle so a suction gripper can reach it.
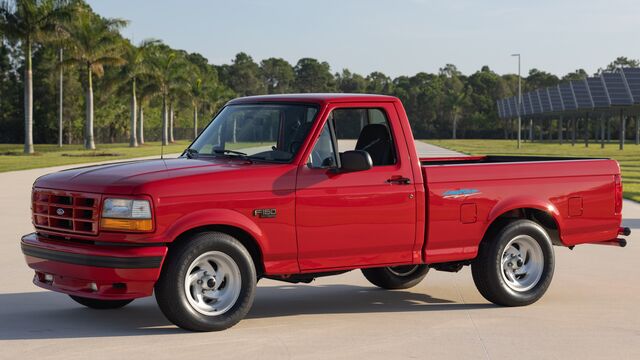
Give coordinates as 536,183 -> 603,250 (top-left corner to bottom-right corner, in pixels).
386,176 -> 411,185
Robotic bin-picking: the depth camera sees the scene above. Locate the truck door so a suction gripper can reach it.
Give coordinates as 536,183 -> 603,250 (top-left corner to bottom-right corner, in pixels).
295,103 -> 417,270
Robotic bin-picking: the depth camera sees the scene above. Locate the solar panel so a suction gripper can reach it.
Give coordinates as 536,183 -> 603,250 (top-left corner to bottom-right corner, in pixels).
620,68 -> 640,104
548,86 -> 563,112
586,77 -> 610,108
537,89 -> 552,113
508,97 -> 519,117
504,97 -> 512,117
558,83 -> 577,110
529,92 -> 542,114
570,79 -> 593,110
497,99 -> 505,118
522,91 -> 533,115
601,72 -> 633,106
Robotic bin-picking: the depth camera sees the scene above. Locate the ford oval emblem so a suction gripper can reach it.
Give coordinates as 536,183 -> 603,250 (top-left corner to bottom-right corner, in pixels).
56,208 -> 65,216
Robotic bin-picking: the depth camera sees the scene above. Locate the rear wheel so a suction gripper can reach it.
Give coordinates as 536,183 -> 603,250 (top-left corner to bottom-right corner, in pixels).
472,219 -> 555,306
362,265 -> 429,290
155,231 -> 257,331
69,295 -> 133,309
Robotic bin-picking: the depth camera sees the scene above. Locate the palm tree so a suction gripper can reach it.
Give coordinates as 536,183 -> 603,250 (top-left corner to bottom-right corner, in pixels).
117,39 -> 157,147
0,0 -> 74,153
64,9 -> 127,149
188,73 -> 204,139
148,45 -> 186,145
136,79 -> 159,145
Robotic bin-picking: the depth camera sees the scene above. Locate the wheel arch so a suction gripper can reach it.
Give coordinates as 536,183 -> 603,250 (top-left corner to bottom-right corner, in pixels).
171,224 -> 265,276
483,203 -> 565,247
163,209 -> 268,276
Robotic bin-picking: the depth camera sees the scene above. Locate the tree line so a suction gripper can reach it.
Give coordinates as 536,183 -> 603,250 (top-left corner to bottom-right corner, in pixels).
1,0 -> 638,153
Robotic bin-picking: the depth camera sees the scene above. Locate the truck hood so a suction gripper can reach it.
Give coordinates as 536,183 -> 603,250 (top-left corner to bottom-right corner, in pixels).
33,158 -> 264,194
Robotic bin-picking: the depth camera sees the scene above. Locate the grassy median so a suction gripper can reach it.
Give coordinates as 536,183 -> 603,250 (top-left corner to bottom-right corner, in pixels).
428,139 -> 640,202
0,141 -> 192,173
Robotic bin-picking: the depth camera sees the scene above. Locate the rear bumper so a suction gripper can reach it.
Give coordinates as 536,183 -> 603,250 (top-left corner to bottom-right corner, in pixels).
21,233 -> 167,300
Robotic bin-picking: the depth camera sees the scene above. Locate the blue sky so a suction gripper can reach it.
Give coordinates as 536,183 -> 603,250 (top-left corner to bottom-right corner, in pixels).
86,0 -> 640,78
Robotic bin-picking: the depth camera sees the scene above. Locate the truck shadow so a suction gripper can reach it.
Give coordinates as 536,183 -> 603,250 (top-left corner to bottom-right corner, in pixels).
0,285 -> 494,340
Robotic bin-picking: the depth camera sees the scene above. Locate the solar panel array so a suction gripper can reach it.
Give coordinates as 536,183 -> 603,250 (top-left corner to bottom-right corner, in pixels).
498,68 -> 640,119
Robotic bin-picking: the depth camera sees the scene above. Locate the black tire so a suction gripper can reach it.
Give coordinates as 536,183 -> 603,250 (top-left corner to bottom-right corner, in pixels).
361,265 -> 429,290
154,231 -> 257,331
471,219 -> 555,307
69,295 -> 133,309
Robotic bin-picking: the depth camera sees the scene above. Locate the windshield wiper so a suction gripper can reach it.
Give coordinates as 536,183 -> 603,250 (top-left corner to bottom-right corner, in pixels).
214,149 -> 248,156
184,148 -> 199,159
213,149 -> 253,162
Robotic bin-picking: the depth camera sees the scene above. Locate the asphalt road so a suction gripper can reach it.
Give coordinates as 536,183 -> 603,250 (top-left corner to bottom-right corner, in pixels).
0,144 -> 639,359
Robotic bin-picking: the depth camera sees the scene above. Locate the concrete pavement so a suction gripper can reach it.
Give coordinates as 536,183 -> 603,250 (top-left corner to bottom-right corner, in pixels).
1,145 -> 639,360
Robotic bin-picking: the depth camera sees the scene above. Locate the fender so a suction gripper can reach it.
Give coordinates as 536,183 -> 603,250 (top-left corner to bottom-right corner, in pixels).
164,208 -> 268,254
484,195 -> 566,245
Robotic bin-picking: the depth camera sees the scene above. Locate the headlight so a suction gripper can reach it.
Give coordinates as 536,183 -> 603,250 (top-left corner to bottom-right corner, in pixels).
100,198 -> 153,232
102,198 -> 151,219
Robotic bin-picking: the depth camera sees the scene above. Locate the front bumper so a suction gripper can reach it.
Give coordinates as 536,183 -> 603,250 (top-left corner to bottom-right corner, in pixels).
21,233 -> 167,300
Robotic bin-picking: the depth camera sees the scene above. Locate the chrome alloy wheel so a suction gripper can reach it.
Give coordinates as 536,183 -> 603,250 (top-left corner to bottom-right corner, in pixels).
184,251 -> 242,316
500,235 -> 544,292
387,265 -> 420,277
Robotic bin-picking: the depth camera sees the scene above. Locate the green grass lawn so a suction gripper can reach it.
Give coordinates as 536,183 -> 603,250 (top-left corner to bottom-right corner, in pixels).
0,141 -> 273,173
0,141 -> 193,173
427,139 -> 640,202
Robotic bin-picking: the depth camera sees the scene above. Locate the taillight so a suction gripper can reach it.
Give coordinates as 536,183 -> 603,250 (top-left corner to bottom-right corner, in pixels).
614,174 -> 623,214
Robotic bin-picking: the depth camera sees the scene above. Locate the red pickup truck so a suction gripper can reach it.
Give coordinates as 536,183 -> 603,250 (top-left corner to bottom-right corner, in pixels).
22,94 -> 630,331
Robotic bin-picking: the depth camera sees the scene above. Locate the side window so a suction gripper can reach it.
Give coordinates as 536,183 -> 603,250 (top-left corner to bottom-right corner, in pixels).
309,108 -> 397,168
333,108 -> 397,166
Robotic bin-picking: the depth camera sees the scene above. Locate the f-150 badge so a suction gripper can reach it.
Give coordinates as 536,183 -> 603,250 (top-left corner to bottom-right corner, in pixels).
253,209 -> 277,218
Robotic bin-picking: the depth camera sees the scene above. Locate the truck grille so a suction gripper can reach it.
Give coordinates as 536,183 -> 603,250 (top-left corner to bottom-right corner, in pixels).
32,189 -> 101,235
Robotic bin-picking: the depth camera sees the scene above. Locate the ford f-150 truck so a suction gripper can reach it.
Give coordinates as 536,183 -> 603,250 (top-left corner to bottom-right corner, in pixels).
21,94 -> 631,331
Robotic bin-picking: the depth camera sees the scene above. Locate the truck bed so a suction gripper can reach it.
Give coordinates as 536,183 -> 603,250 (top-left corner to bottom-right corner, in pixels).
420,156 -> 621,264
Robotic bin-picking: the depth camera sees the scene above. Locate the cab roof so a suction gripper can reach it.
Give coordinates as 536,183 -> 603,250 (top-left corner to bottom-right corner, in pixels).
227,93 -> 399,105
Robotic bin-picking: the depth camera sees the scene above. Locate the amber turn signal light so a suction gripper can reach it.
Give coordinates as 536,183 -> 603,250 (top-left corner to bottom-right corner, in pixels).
100,218 -> 153,232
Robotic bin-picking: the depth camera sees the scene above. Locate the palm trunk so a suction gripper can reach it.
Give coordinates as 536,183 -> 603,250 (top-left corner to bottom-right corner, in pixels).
169,102 -> 175,143
452,114 -> 457,139
161,94 -> 168,145
129,79 -> 138,147
24,40 -> 34,154
85,66 -> 96,150
138,105 -> 144,144
193,104 -> 198,139
58,48 -> 63,147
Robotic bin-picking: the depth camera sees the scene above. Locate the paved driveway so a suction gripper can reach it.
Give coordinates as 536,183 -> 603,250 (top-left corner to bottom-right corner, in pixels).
1,145 -> 638,359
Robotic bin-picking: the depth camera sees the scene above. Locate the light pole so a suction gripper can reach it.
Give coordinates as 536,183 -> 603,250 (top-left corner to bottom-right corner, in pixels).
511,54 -> 522,149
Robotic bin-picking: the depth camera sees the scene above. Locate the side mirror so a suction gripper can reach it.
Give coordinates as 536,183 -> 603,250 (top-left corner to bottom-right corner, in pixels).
339,150 -> 372,172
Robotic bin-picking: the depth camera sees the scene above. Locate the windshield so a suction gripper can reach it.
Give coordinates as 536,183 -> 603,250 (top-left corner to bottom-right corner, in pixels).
189,104 -> 319,163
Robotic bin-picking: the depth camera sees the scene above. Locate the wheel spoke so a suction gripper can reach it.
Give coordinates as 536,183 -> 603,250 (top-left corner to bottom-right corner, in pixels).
187,270 -> 204,286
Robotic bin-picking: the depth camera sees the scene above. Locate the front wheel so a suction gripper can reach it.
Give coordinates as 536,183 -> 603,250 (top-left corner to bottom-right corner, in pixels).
155,231 -> 257,331
362,265 -> 429,289
471,219 -> 555,306
69,295 -> 133,309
